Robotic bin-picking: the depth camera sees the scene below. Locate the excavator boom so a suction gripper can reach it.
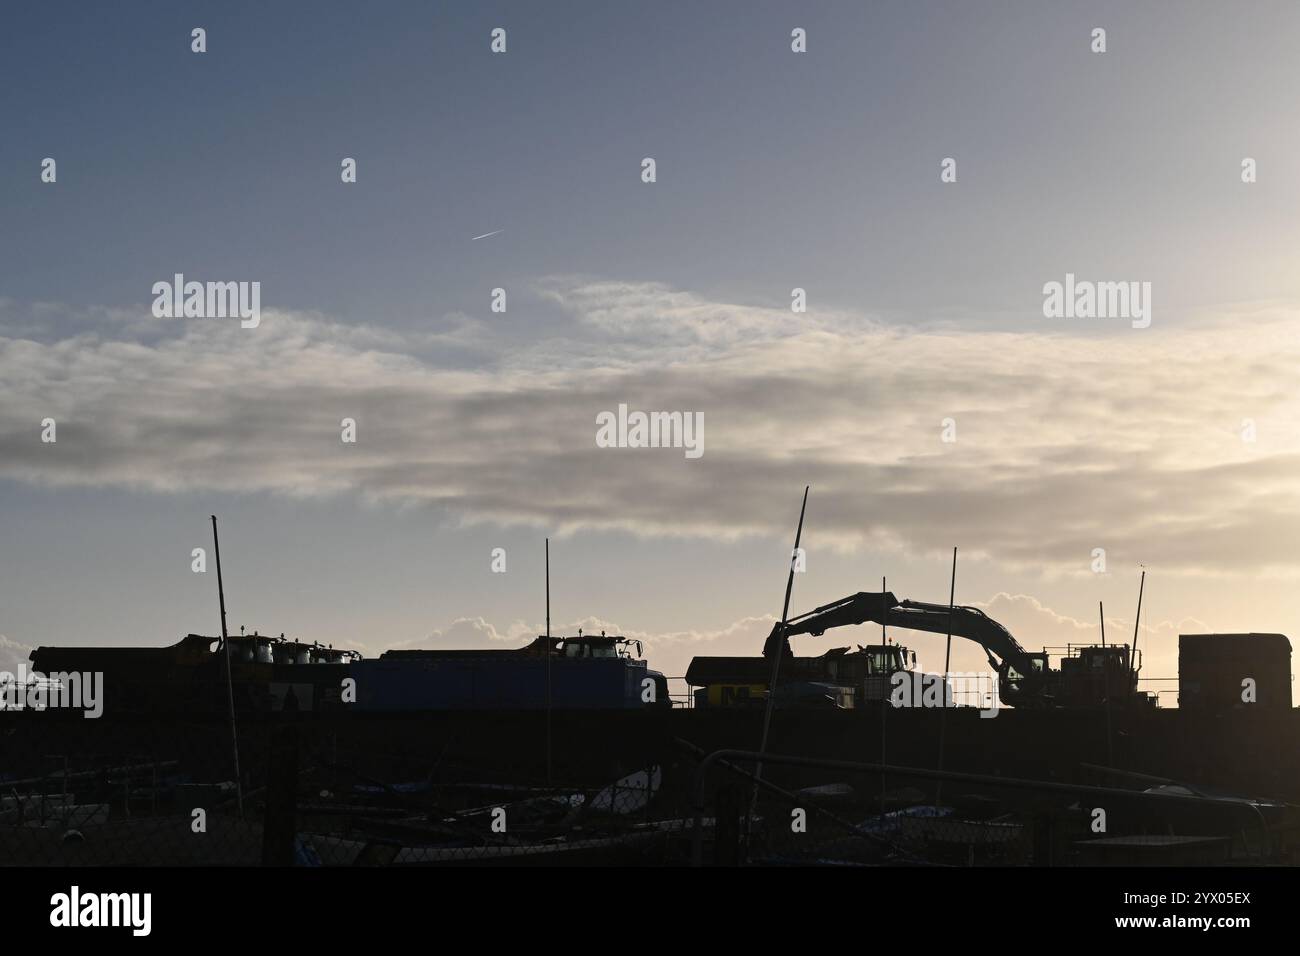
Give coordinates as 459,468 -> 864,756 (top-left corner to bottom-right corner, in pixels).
765,591 -> 1050,705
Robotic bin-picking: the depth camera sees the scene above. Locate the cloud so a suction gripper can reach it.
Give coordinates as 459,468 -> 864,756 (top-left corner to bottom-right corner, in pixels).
382,616 -> 535,655
536,276 -> 869,349
0,634 -> 35,675
3,281 -> 1299,578
366,613 -> 776,683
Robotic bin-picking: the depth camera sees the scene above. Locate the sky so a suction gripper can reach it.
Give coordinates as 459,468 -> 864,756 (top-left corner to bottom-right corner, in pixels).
3,1 -> 1300,702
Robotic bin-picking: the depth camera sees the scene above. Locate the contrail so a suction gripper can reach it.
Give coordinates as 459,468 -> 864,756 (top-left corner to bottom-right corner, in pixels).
470,229 -> 503,241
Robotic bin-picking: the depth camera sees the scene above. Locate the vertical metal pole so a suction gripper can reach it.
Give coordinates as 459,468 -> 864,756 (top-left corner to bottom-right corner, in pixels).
261,723 -> 299,865
879,577 -> 888,815
545,538 -> 552,786
1101,601 -> 1113,767
1129,569 -> 1146,695
935,547 -> 957,805
751,487 -> 810,827
211,515 -> 244,820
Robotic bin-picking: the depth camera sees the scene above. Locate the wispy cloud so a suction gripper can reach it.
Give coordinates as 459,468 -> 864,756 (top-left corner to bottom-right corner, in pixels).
3,280 -> 1299,576
370,614 -> 777,684
0,634 -> 36,674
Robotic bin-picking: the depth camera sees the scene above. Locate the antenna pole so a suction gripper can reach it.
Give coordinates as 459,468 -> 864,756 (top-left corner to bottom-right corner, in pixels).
211,515 -> 244,820
1101,601 -> 1113,766
880,576 -> 888,816
751,486 -> 810,825
545,538 -> 552,786
1129,569 -> 1146,696
935,547 -> 957,805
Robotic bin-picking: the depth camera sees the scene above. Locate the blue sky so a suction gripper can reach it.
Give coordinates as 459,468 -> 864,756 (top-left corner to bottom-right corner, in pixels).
8,0 -> 1300,327
4,1 -> 1300,693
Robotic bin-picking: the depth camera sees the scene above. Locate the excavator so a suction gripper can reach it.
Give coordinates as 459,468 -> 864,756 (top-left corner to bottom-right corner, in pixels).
759,591 -> 1146,709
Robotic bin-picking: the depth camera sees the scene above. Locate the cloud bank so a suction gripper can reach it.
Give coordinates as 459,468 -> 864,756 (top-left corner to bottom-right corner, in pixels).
3,281 -> 1298,577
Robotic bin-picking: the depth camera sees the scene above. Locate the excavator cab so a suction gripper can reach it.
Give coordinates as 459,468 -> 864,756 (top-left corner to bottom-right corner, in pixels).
998,652 -> 1050,706
1004,652 -> 1048,678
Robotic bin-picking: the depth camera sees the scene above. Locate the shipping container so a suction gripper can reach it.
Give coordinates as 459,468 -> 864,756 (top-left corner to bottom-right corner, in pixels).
1178,633 -> 1292,711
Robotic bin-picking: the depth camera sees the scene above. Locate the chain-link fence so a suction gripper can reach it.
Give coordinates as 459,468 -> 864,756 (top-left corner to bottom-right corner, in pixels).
686,748 -> 1300,867
0,713 -> 694,866
5,712 -> 1298,866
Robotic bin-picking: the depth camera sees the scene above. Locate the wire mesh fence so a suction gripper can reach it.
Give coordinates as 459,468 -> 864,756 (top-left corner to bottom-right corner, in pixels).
4,712 -> 1298,866
687,748 -> 1300,867
0,713 -> 692,866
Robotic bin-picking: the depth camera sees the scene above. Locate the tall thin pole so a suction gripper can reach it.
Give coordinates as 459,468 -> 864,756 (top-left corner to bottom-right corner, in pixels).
1100,601 -> 1113,767
879,577 -> 888,815
1129,569 -> 1146,695
545,538 -> 552,786
752,487 -> 810,819
210,515 -> 244,820
934,547 -> 957,805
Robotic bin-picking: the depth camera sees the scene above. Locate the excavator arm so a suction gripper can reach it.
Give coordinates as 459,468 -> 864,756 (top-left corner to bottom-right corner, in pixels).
764,591 -> 1050,703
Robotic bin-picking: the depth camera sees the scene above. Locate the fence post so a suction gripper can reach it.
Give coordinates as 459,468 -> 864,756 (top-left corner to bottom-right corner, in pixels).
261,723 -> 299,866
714,784 -> 742,866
